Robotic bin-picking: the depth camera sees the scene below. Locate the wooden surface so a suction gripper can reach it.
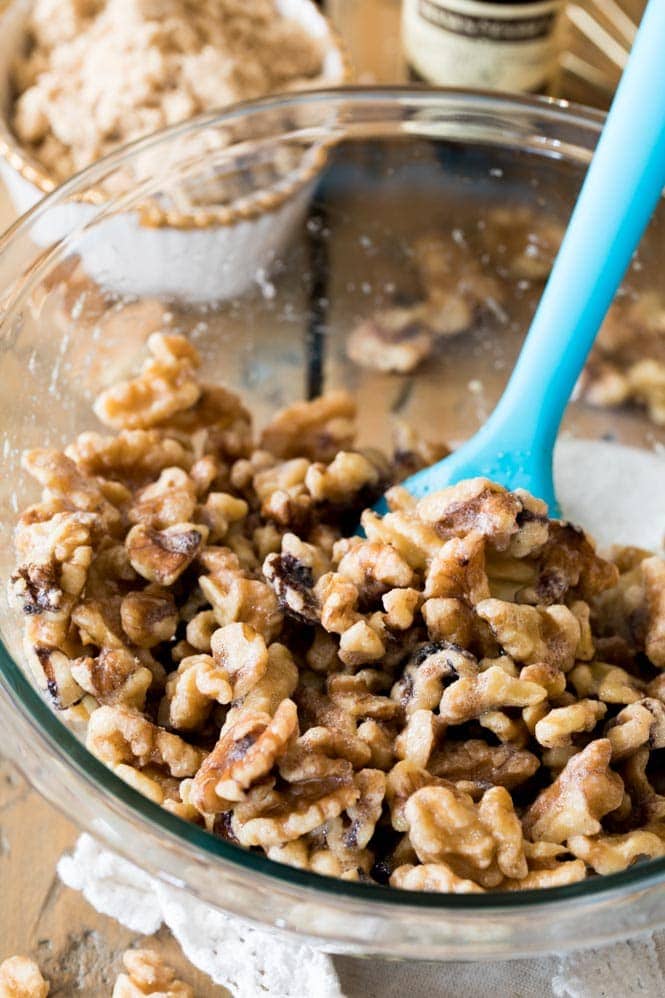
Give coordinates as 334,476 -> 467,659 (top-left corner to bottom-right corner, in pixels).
0,758 -> 230,996
0,2 -> 634,992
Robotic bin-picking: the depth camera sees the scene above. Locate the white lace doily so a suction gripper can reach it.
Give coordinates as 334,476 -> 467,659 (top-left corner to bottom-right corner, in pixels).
58,835 -> 665,998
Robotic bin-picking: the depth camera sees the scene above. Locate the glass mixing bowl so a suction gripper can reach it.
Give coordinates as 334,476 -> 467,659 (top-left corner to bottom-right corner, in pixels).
0,89 -> 664,961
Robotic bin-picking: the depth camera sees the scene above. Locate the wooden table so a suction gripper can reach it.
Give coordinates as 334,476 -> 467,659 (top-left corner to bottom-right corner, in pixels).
0,758 -> 230,995
0,2 -> 640,991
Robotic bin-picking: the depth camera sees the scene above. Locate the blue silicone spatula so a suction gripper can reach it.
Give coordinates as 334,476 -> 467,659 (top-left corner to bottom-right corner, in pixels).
382,0 -> 665,517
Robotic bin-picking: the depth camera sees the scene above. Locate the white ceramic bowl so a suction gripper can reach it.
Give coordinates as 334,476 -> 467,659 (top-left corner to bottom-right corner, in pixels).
0,0 -> 349,302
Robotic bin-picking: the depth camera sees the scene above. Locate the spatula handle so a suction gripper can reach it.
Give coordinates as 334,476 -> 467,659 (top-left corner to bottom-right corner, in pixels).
487,0 -> 665,456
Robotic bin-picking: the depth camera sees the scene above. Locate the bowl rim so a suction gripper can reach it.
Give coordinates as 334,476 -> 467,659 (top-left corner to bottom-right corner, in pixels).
0,0 -> 352,227
2,84 -> 665,916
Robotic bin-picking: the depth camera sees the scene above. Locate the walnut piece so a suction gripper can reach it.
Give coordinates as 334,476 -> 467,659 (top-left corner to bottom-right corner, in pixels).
260,391 -> 356,462
94,334 -> 202,430
390,862 -> 484,893
0,956 -> 48,998
190,698 -> 298,811
210,622 -> 269,699
112,949 -> 193,998
568,829 -> 665,874
126,522 -> 207,585
87,705 -> 205,777
523,740 -> 624,843
347,306 -> 434,374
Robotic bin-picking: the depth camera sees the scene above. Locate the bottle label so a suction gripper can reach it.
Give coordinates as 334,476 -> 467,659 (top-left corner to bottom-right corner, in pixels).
402,0 -> 563,91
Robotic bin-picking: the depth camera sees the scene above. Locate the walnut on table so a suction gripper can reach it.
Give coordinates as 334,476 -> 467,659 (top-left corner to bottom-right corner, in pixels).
113,949 -> 193,998
0,956 -> 49,998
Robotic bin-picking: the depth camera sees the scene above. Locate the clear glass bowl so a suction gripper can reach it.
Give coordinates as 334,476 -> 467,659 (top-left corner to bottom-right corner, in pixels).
1,89 -> 664,960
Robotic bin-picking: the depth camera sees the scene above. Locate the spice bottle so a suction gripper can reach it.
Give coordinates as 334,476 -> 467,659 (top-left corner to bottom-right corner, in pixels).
402,0 -> 563,92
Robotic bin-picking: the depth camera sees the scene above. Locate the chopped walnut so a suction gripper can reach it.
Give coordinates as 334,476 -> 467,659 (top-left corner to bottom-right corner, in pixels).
385,760 -> 443,832
232,762 -> 359,848
523,740 -> 624,843
439,665 -> 547,725
404,784 -> 522,887
476,598 -> 581,671
70,648 -> 152,708
190,698 -> 298,811
347,305 -> 435,374
0,956 -> 49,998
382,587 -> 421,631
87,704 -> 206,777
502,860 -> 586,890
336,537 -> 414,593
416,479 -> 547,555
642,556 -> 665,667
126,523 -> 207,585
361,508 -> 443,571
429,738 -> 539,792
568,829 -> 665,874
120,587 -> 178,648
12,327 -> 665,895
165,654 -> 232,730
421,597 -> 474,646
210,622 -> 269,699
260,391 -> 356,462
94,333 -> 202,430
26,646 -> 85,709
479,709 -> 530,748
621,748 -> 665,825
306,451 -> 383,505
478,786 -> 528,880
569,661 -> 644,704
263,534 -> 325,624
112,949 -> 193,998
296,722 -> 371,771
21,448 -> 120,529
395,708 -> 439,768
339,620 -> 385,668
521,522 -> 618,604
390,862 -> 484,893
129,467 -> 197,529
66,429 -> 193,483
424,532 -> 490,605
330,768 -> 386,850
357,719 -> 395,771
199,552 -> 282,642
605,698 -> 665,761
239,642 -> 299,717
161,384 -> 252,461
534,700 -> 607,749
394,642 -> 478,716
